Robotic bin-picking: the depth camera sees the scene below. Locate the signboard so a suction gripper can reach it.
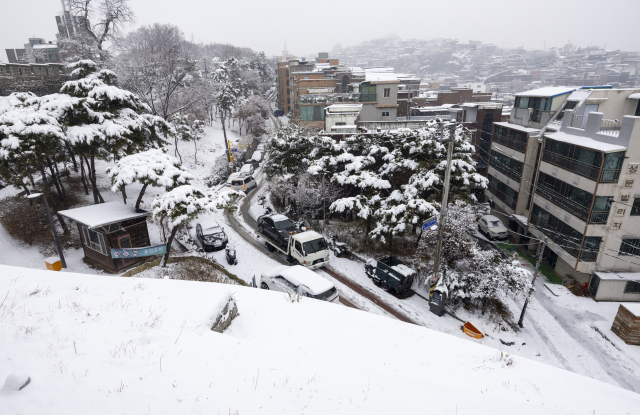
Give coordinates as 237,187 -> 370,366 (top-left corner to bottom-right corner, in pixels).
111,244 -> 166,259
422,215 -> 438,231
231,148 -> 239,152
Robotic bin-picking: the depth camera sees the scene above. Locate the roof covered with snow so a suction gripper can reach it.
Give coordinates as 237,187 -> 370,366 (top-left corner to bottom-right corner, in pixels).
628,93 -> 640,100
1,266 -> 639,414
326,104 -> 362,113
545,131 -> 627,153
595,271 -> 640,281
515,87 -> 575,98
58,202 -> 148,228
365,72 -> 398,83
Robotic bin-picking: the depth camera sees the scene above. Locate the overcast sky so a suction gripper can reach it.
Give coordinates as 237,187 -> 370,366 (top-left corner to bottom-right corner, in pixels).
2,0 -> 639,62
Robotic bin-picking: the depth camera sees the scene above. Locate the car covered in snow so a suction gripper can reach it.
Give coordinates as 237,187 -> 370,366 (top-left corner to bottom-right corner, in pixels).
260,265 -> 339,303
239,163 -> 254,175
477,215 -> 509,241
196,219 -> 228,251
230,174 -> 256,193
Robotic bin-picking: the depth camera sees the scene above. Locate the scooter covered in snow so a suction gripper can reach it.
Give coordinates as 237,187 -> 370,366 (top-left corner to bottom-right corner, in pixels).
225,244 -> 237,265
330,235 -> 350,258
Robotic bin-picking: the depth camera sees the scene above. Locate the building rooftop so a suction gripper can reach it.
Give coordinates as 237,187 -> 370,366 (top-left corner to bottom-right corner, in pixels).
515,87 -> 575,98
546,130 -> 626,153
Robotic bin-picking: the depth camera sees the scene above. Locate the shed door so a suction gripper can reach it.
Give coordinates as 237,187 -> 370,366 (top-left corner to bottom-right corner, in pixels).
118,235 -> 135,266
583,104 -> 599,117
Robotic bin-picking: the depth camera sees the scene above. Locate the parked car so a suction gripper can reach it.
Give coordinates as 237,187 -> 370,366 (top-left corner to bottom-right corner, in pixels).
477,215 -> 509,240
230,174 -> 256,193
257,214 -> 297,247
273,109 -> 284,117
256,143 -> 266,152
196,219 -> 228,251
244,158 -> 260,169
251,150 -> 263,162
239,163 -> 254,175
260,265 -> 339,303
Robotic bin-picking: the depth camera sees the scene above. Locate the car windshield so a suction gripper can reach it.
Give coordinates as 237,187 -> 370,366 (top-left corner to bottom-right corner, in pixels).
489,221 -> 502,228
274,219 -> 295,230
303,238 -> 328,254
314,287 -> 337,301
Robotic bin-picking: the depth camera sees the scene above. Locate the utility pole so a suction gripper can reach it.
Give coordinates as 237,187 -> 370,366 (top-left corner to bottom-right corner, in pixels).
322,171 -> 325,234
518,237 -> 547,328
28,192 -> 67,268
431,123 -> 455,285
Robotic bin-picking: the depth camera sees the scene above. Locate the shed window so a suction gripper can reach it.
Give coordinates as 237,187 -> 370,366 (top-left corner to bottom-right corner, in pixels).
624,281 -> 640,294
82,226 -> 107,255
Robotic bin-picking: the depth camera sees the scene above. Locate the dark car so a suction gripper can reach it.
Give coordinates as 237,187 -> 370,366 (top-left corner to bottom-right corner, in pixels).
273,109 -> 284,117
196,219 -> 228,251
244,158 -> 260,169
257,214 -> 297,247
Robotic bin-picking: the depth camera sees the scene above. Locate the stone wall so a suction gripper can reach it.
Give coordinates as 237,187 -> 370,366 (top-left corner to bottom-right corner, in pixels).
0,75 -> 68,96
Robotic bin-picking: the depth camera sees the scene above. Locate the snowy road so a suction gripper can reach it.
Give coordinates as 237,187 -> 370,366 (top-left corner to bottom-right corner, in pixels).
526,281 -> 640,392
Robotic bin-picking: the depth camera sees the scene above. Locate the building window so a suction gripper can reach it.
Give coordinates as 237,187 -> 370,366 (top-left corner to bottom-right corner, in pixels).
286,70 -> 289,77
287,89 -> 290,95
383,88 -> 390,98
631,196 -> 640,216
82,226 -> 107,255
301,105 -> 325,122
624,280 -> 640,294
620,238 -> 640,257
381,109 -> 390,117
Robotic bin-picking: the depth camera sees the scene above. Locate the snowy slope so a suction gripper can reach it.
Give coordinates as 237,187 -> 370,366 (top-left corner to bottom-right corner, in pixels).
1,265 -> 638,414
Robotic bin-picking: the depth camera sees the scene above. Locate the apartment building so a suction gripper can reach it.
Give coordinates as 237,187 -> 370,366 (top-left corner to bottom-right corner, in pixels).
485,86 -> 640,284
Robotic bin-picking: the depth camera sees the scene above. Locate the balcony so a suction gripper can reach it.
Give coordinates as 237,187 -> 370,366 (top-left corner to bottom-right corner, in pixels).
299,93 -> 376,104
492,134 -> 527,153
489,158 -> 522,182
541,151 -> 600,181
530,215 -> 581,259
487,183 -> 517,210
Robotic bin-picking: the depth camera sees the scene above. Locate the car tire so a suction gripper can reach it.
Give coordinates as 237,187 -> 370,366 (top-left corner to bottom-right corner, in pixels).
260,282 -> 269,290
259,225 -> 265,235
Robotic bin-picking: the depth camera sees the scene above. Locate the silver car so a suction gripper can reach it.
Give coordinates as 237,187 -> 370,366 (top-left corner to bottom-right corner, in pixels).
477,215 -> 509,241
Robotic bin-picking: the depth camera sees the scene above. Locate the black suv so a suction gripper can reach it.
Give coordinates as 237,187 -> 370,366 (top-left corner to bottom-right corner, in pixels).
257,214 -> 297,247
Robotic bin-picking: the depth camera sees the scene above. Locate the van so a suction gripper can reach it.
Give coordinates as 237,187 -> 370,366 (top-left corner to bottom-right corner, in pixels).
230,175 -> 256,193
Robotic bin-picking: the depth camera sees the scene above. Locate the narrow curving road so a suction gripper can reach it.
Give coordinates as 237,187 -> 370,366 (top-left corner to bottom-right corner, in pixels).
225,166 -> 422,325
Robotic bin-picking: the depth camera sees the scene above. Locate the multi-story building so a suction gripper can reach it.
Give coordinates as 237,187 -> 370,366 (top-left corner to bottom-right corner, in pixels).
6,38 -> 62,64
485,86 -> 640,283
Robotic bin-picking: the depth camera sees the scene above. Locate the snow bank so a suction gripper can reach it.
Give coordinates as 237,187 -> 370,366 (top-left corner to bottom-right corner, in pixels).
0,265 -> 638,414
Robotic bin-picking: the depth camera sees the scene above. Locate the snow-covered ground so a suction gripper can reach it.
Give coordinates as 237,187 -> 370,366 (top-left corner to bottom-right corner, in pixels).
1,265 -> 639,414
1,114 -> 640,395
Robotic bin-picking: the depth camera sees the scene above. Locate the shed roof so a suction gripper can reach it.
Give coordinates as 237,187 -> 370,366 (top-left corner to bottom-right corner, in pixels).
59,202 -> 148,229
594,271 -> 640,281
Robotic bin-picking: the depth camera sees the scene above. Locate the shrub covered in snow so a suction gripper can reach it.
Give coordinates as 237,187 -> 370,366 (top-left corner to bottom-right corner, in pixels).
106,148 -> 194,210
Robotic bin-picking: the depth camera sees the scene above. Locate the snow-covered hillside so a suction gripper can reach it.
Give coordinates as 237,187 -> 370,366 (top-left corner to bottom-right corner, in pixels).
1,265 -> 638,414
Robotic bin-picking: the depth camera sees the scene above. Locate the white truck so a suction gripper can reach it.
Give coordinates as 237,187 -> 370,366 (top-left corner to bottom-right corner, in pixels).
257,213 -> 330,269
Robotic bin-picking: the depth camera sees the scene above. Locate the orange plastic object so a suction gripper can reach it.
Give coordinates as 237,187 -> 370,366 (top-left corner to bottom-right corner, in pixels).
463,322 -> 483,339
45,257 -> 62,271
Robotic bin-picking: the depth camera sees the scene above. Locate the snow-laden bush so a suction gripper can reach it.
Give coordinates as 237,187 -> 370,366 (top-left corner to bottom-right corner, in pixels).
106,148 -> 194,210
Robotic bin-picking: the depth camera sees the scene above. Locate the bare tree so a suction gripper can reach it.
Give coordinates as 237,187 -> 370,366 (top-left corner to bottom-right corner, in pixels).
67,0 -> 135,56
114,23 -> 200,121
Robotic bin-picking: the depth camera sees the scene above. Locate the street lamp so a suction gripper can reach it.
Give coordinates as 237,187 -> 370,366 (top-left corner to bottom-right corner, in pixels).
27,192 -> 67,268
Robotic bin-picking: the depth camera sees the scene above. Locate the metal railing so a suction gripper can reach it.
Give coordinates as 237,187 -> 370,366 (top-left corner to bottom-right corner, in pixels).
600,169 -> 621,183
579,250 -> 599,262
299,93 -> 377,104
487,183 -> 517,210
530,215 -> 581,259
599,118 -> 621,136
536,185 -> 591,222
489,158 -> 522,182
492,134 -> 527,153
542,150 -> 600,181
589,211 -> 610,225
